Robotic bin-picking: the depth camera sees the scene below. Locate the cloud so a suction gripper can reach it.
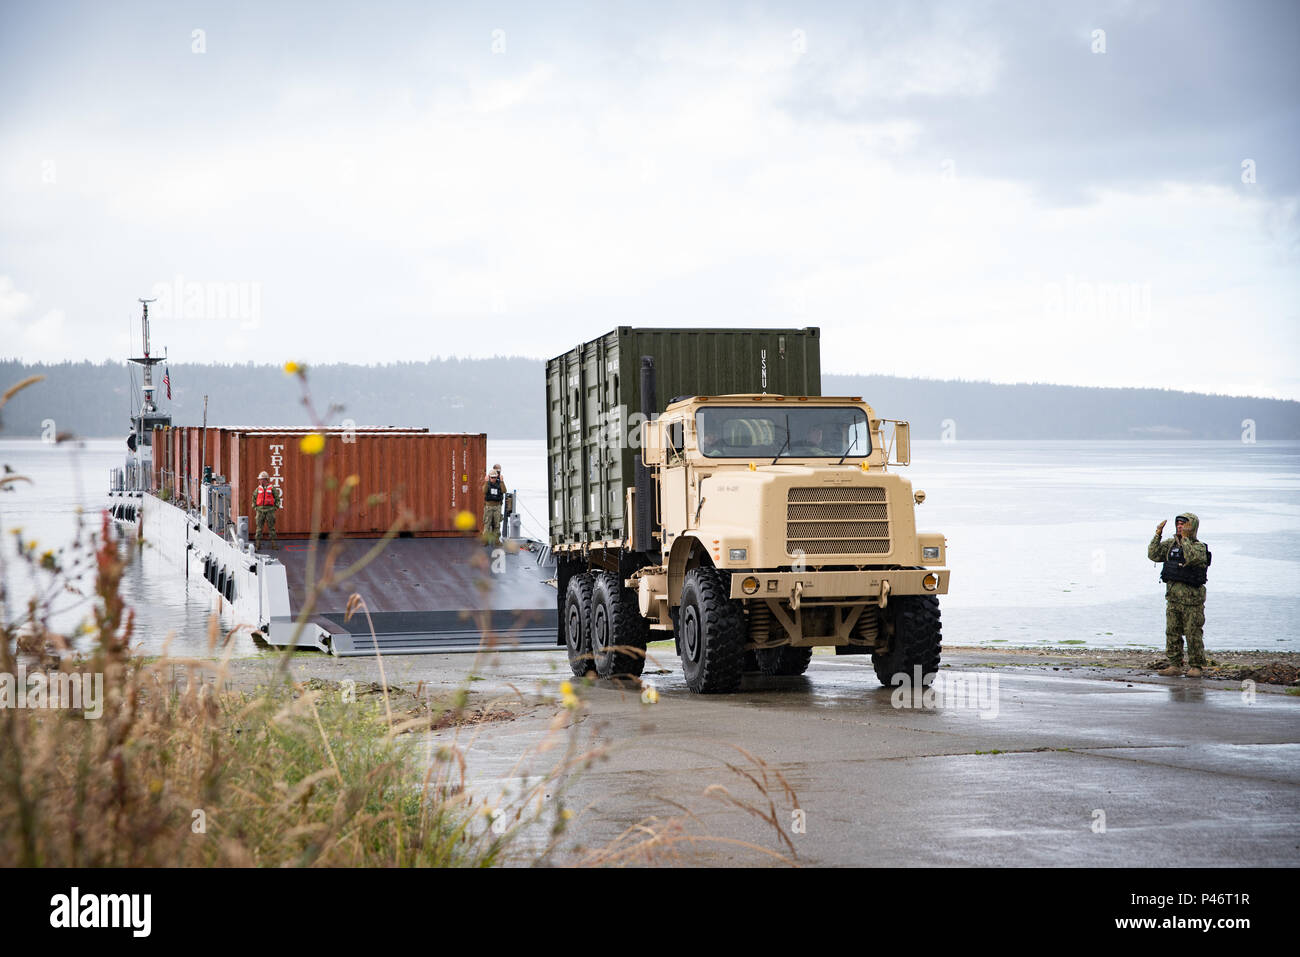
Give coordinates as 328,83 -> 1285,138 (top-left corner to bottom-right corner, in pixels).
23,309 -> 65,353
0,1 -> 1296,398
785,0 -> 1300,203
0,275 -> 33,324
0,277 -> 68,360
0,276 -> 36,355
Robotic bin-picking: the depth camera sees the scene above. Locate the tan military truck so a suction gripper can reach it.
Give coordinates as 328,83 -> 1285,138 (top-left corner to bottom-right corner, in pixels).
547,328 -> 948,693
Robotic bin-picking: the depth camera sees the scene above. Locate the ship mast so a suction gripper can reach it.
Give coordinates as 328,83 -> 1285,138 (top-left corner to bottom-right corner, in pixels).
137,297 -> 158,413
112,297 -> 171,501
124,297 -> 169,472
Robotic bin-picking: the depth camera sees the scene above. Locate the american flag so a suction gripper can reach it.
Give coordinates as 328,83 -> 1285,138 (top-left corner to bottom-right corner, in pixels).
163,366 -> 171,400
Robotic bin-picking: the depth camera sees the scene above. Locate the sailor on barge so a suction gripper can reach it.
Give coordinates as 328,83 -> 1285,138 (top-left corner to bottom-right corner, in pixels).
253,470 -> 282,550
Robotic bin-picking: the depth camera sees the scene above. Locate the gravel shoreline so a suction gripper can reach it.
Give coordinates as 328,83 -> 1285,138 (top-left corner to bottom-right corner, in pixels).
937,645 -> 1300,689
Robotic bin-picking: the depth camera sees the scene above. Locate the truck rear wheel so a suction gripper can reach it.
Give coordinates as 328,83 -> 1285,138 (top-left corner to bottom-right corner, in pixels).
871,595 -> 942,687
679,568 -> 745,693
755,645 -> 813,677
564,573 -> 596,678
591,572 -> 648,679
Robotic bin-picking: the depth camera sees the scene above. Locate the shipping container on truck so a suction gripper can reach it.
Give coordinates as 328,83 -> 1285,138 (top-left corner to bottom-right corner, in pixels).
545,327 -> 821,546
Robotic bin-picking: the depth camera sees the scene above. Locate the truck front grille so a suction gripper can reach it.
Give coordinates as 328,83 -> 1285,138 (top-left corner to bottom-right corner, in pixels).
787,486 -> 890,555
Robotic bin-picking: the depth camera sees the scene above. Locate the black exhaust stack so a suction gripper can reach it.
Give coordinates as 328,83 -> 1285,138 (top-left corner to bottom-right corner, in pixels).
635,356 -> 658,557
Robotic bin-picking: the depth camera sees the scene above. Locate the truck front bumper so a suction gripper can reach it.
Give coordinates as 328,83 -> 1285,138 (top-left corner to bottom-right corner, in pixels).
728,568 -> 950,602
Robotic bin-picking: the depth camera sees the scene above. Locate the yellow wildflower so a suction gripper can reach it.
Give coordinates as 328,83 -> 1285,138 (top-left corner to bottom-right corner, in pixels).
453,510 -> 476,531
299,433 -> 325,456
559,680 -> 581,710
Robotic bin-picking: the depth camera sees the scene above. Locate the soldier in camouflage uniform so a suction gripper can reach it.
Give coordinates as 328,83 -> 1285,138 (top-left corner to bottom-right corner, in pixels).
1147,512 -> 1208,677
482,466 -> 506,547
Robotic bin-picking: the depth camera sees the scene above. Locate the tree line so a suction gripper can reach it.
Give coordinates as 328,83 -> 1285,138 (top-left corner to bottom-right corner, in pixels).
1,358 -> 1296,441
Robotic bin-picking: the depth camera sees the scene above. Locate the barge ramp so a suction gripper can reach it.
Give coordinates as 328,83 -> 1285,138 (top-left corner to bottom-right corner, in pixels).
278,537 -> 558,655
139,491 -> 557,655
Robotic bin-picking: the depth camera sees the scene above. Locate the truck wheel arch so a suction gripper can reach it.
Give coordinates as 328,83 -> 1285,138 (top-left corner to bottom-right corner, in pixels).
667,534 -> 711,608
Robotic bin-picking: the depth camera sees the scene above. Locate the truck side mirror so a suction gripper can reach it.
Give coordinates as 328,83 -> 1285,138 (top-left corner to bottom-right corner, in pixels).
891,421 -> 911,466
642,419 -> 666,466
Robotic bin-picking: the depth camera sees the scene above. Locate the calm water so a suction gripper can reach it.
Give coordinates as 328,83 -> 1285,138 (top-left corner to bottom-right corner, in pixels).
2,438 -> 1297,656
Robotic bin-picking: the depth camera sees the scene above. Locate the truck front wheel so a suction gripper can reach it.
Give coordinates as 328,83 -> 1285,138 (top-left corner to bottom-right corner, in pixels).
679,568 -> 745,693
871,595 -> 942,688
564,573 -> 596,678
591,572 -> 648,679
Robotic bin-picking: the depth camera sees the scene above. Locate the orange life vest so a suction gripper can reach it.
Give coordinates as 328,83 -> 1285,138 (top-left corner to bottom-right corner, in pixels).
255,484 -> 277,507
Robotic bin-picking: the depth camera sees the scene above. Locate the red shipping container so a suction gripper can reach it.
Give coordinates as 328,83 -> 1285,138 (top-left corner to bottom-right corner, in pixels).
230,431 -> 486,538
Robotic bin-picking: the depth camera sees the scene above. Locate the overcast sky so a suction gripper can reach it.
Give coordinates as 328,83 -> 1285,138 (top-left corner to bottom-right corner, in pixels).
1,0 -> 1297,398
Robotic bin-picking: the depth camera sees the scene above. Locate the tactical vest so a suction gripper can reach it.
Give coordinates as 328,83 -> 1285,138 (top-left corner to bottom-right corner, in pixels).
255,485 -> 277,507
485,478 -> 504,503
1160,542 -> 1211,586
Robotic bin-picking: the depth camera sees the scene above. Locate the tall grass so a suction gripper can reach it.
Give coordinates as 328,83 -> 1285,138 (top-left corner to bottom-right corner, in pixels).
0,511 -> 595,866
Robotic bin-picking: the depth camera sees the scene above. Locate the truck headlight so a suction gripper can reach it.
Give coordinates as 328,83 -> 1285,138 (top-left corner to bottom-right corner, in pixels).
922,546 -> 940,560
729,548 -> 747,561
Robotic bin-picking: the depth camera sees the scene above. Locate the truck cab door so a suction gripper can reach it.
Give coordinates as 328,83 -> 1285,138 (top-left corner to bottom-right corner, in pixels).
658,418 -> 690,538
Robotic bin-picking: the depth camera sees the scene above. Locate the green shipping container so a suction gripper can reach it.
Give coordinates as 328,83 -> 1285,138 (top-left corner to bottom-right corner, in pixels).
546,327 -> 821,545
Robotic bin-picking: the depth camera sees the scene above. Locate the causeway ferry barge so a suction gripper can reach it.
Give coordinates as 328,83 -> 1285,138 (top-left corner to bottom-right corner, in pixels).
107,300 -> 556,654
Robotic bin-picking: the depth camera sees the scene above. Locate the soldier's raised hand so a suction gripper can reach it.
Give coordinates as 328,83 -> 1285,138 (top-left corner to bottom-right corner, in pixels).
1156,520 -> 1167,536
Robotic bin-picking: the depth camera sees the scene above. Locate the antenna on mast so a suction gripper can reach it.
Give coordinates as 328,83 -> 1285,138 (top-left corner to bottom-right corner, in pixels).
138,297 -> 157,359
134,298 -> 160,412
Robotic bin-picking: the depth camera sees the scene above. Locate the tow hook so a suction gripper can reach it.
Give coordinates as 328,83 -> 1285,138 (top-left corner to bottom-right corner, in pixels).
879,578 -> 891,610
791,580 -> 803,611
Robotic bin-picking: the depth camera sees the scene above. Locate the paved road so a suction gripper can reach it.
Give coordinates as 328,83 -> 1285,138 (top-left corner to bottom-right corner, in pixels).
281,647 -> 1300,866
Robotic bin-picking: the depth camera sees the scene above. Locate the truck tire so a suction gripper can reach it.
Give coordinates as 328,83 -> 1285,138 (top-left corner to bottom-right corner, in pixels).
755,645 -> 813,677
872,595 -> 942,688
564,573 -> 596,678
679,568 -> 745,693
591,572 -> 648,679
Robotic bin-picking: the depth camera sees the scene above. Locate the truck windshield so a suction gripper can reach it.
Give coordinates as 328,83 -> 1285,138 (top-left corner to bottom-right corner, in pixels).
694,407 -> 872,459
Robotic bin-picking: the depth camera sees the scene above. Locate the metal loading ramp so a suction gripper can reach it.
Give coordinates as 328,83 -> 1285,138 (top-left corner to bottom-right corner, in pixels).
277,537 -> 557,655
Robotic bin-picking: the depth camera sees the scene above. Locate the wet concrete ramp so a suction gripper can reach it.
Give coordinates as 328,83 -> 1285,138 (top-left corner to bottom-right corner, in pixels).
278,537 -> 557,655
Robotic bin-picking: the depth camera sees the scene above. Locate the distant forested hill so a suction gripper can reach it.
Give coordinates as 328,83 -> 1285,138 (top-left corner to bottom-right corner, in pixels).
820,374 -> 1299,441
0,358 -> 542,440
1,358 -> 1296,440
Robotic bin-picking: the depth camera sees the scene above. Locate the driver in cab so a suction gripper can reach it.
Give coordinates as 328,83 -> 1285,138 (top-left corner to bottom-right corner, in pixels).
790,423 -> 831,456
